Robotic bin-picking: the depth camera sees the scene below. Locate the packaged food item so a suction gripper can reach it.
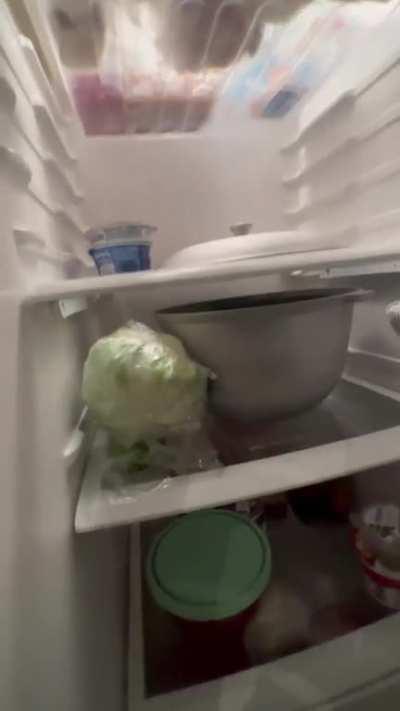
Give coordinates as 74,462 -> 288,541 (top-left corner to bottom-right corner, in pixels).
123,74 -> 164,133
100,426 -> 221,500
70,73 -> 126,135
235,494 -> 288,530
288,478 -> 354,525
87,222 -> 156,274
82,321 -> 209,447
221,1 -> 378,120
244,581 -> 309,663
146,509 -> 271,678
352,504 -> 400,610
89,240 -> 152,274
308,601 -> 382,646
86,223 -> 157,245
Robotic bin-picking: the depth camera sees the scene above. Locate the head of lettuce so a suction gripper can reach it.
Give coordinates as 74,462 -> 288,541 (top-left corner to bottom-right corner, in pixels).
82,321 -> 209,447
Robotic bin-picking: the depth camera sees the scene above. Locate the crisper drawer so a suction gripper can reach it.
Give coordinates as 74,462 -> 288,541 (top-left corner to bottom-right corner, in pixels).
129,516 -> 400,711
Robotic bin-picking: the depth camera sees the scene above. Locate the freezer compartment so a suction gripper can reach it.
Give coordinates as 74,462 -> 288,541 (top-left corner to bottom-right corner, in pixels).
133,509 -> 394,707
76,378 -> 400,532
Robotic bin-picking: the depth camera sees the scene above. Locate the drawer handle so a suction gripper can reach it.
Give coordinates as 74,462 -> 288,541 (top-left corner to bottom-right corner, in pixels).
0,144 -> 31,186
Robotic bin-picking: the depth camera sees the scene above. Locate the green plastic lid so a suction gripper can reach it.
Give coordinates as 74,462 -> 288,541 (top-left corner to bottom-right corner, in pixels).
146,509 -> 271,621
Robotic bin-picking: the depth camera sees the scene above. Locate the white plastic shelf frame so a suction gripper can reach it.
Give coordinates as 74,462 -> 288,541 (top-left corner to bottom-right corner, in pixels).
281,11 -> 400,271
21,240 -> 400,305
129,518 -> 400,711
75,379 -> 400,532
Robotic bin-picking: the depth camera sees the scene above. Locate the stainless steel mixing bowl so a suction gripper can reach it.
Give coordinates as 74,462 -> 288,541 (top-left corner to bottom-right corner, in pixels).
158,288 -> 369,421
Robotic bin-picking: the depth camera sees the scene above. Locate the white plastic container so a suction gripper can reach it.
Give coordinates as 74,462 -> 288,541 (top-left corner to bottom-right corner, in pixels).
353,504 -> 400,610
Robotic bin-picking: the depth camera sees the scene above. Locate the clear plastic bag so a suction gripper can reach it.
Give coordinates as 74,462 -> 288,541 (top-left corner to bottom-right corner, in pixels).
100,427 -> 221,500
221,1 -> 381,119
82,321 -> 210,448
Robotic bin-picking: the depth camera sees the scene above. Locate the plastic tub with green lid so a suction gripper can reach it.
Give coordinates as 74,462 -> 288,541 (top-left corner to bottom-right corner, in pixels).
146,509 -> 271,674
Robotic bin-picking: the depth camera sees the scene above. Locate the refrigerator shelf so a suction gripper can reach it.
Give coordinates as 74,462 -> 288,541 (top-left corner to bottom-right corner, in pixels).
129,519 -> 400,711
25,245 -> 400,304
75,379 -> 400,533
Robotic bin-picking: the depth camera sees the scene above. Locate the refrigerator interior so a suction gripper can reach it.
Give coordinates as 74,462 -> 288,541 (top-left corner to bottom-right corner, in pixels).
4,2 -> 400,711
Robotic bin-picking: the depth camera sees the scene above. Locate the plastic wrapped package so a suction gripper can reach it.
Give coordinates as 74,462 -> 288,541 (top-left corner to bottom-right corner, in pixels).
69,72 -> 126,135
82,321 -> 217,498
82,321 -> 210,446
123,70 -> 219,133
58,2 -> 220,134
352,504 -> 400,609
45,0 -> 391,134
220,1 -> 383,120
244,580 -> 310,663
99,426 -> 221,500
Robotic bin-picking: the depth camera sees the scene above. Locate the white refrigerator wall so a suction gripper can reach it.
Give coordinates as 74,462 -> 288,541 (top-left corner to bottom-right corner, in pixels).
0,296 -> 128,711
80,122 -> 288,268
4,7 -> 400,710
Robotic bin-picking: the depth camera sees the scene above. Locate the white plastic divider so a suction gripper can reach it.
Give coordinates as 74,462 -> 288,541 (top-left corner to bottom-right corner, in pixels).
282,101 -> 400,185
0,72 -> 82,201
280,27 -> 400,242
0,143 -> 31,187
282,10 -> 400,151
26,180 -> 85,233
0,109 -> 83,203
13,227 -> 83,269
0,55 -> 75,169
0,1 -> 76,154
62,406 -> 90,467
0,73 -> 15,112
281,90 -> 355,151
0,144 -> 71,285
0,2 -> 48,109
0,82 -> 84,224
0,139 -> 88,281
44,155 -> 83,204
19,34 -> 65,127
33,103 -> 75,163
355,43 -> 400,99
285,182 -> 355,219
282,137 -> 357,185
54,206 -> 85,235
285,156 -> 400,220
